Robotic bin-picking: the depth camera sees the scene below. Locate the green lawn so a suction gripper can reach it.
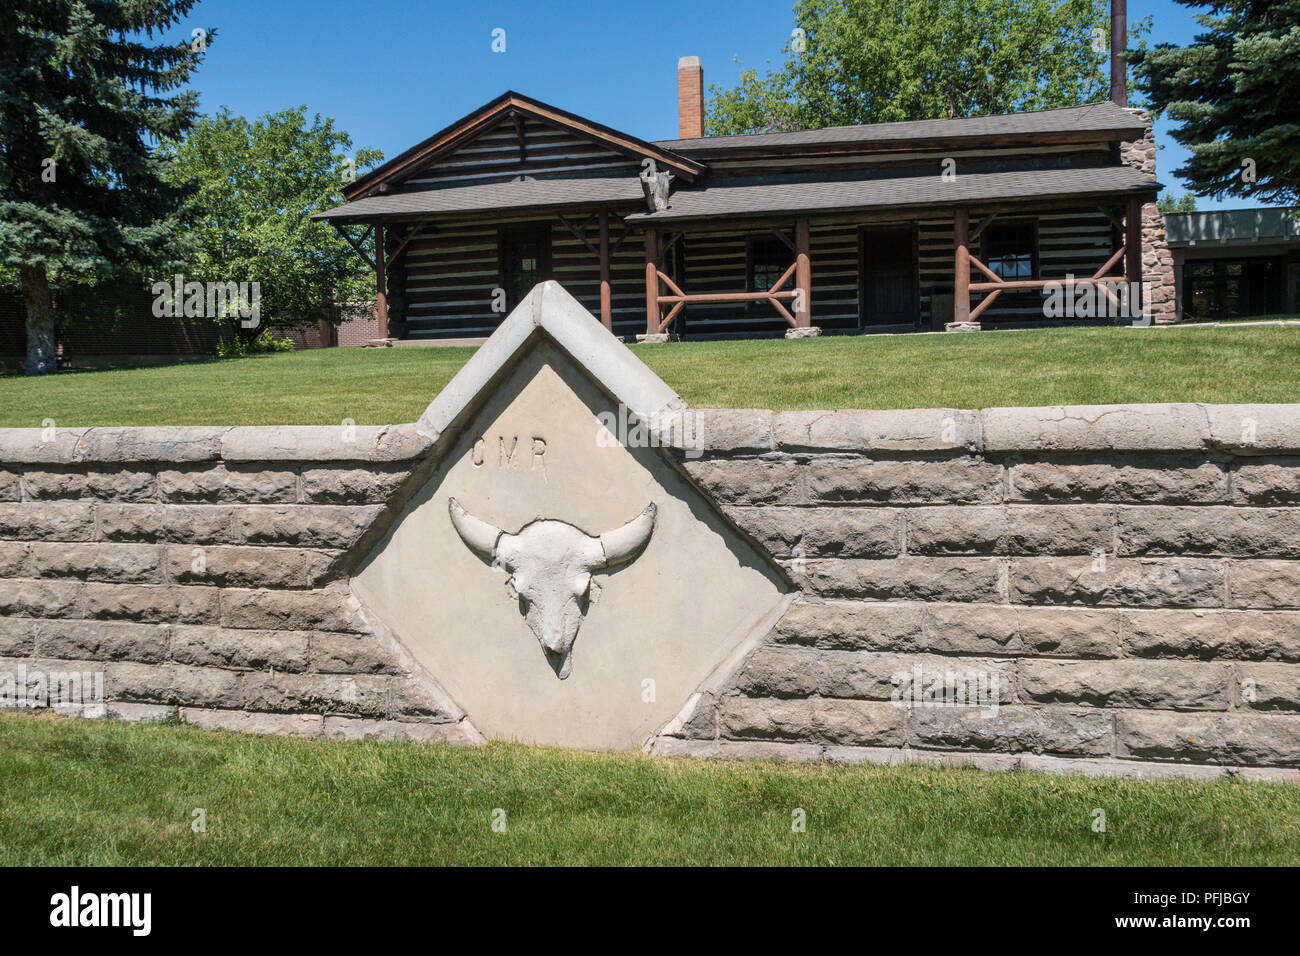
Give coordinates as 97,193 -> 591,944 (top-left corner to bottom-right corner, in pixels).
1,713 -> 1296,865
1,325 -> 1298,426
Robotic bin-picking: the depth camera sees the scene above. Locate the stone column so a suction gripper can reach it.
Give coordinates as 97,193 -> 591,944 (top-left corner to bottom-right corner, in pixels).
1120,109 -> 1178,323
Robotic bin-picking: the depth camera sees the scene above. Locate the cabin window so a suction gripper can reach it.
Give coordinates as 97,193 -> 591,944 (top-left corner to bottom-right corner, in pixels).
983,223 -> 1037,280
748,236 -> 790,294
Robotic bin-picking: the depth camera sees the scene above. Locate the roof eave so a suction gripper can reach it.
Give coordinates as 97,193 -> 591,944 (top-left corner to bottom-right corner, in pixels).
625,182 -> 1161,225
658,127 -> 1148,161
343,92 -> 705,201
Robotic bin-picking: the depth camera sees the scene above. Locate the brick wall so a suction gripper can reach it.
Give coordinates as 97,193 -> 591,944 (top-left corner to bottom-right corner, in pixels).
2,405 -> 1299,778
333,302 -> 380,346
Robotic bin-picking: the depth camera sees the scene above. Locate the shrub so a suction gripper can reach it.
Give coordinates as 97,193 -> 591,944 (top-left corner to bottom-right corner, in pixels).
217,331 -> 296,358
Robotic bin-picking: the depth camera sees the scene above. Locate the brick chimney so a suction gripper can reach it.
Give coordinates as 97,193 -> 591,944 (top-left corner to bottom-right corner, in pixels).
677,56 -> 703,139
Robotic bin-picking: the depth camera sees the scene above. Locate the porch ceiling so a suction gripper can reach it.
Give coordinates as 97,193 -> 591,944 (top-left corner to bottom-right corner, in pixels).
313,176 -> 646,225
627,166 -> 1160,225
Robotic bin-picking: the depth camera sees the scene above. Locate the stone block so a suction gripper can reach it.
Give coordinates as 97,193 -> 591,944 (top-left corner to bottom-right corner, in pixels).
806,456 -> 1002,505
1008,458 -> 1228,504
1012,557 -> 1223,607
725,506 -> 900,557
771,599 -> 924,651
171,625 -> 309,671
800,557 -> 1003,603
1018,659 -> 1230,710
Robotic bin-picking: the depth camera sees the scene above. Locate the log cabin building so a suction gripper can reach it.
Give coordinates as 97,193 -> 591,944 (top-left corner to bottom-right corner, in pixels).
315,52 -> 1175,342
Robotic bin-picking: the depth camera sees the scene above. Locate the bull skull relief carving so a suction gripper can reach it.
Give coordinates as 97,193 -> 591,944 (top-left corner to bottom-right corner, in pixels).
448,498 -> 657,679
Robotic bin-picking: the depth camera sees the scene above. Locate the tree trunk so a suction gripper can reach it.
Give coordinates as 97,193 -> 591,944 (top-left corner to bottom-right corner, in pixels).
20,264 -> 57,375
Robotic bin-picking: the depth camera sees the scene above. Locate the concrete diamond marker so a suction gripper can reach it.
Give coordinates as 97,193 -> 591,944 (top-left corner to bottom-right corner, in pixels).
351,282 -> 790,749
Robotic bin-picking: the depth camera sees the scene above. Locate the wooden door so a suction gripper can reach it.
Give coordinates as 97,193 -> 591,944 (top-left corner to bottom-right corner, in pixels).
859,226 -> 918,328
498,224 -> 553,312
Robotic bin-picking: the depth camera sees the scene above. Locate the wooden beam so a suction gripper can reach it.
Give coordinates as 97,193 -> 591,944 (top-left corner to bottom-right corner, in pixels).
337,225 -> 376,271
658,301 -> 686,332
598,208 -> 611,330
512,112 -> 527,161
1093,244 -> 1126,279
969,275 -> 1130,293
386,223 -> 433,265
771,228 -> 796,253
954,207 -> 971,324
1098,204 -> 1126,233
610,223 -> 631,255
768,261 -> 798,295
558,214 -> 599,258
969,288 -> 1003,322
795,217 -> 811,328
1125,195 -> 1143,286
969,212 -> 999,243
656,291 -> 797,304
969,254 -> 1004,285
657,270 -> 686,299
374,224 -> 388,339
644,227 -> 658,335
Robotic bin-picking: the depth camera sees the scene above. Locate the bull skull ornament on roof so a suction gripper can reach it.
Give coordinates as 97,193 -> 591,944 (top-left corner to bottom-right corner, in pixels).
448,497 -> 657,679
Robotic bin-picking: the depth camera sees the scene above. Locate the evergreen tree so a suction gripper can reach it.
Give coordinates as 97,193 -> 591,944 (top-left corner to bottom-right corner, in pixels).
1133,0 -> 1299,207
0,1 -> 211,375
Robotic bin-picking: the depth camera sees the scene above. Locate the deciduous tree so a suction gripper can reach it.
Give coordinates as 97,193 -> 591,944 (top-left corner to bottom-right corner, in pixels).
164,106 -> 381,339
707,0 -> 1148,134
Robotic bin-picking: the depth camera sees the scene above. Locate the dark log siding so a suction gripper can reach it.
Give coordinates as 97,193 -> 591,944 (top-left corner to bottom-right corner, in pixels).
399,206 -> 1119,338
401,117 -> 642,190
378,120 -> 1128,338
401,214 -> 647,339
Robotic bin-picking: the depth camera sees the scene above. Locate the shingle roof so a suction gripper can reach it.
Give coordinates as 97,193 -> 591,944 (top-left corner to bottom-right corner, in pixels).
653,101 -> 1146,154
626,166 -> 1159,223
314,177 -> 646,224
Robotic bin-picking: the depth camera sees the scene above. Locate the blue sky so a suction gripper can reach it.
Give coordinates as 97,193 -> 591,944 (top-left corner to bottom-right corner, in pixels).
182,0 -> 1248,209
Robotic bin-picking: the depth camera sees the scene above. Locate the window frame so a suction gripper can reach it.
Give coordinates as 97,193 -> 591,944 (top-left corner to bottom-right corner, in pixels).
981,220 -> 1039,281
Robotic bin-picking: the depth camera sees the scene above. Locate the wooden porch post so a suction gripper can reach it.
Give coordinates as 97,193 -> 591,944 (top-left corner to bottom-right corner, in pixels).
954,207 -> 970,325
795,217 -> 812,327
644,227 -> 659,335
374,224 -> 389,339
598,208 -> 612,330
1125,195 -> 1143,286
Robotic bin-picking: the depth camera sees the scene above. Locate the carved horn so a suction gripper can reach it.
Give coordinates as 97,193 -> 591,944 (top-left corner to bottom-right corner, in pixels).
448,498 -> 503,560
598,502 -> 657,567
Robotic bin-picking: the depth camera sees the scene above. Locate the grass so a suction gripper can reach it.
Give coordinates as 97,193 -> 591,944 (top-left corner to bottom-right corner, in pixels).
1,712 -> 1297,866
0,325 -> 1298,426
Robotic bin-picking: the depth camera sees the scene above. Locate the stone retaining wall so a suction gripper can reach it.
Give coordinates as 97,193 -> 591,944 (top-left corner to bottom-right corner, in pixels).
2,404 -> 1299,779
655,405 -> 1300,781
0,424 -> 479,743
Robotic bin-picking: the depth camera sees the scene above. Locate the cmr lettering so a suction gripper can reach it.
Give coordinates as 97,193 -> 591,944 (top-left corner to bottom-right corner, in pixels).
50,886 -> 151,936
470,434 -> 548,480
